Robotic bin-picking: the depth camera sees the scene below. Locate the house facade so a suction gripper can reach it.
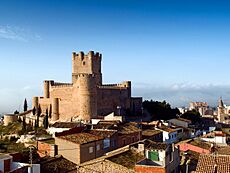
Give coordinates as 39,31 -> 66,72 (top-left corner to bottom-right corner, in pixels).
135,140 -> 180,173
55,132 -> 104,164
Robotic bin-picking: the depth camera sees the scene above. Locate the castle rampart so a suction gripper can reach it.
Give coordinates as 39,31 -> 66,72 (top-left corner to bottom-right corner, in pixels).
51,82 -> 73,87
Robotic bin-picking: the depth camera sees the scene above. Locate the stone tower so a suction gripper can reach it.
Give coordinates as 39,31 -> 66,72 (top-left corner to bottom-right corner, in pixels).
72,51 -> 102,85
217,97 -> 225,122
74,74 -> 97,120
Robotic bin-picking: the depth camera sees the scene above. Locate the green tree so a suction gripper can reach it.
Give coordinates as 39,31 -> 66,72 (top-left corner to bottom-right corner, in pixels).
142,100 -> 180,120
49,105 -> 52,118
36,105 -> 41,128
32,107 -> 36,115
180,109 -> 201,124
14,110 -> 19,114
22,98 -> 27,131
23,98 -> 28,112
43,109 -> 49,129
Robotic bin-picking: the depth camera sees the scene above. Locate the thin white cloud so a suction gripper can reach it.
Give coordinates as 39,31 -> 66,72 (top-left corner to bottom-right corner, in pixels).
22,86 -> 31,90
169,82 -> 215,91
133,82 -> 230,107
0,25 -> 42,42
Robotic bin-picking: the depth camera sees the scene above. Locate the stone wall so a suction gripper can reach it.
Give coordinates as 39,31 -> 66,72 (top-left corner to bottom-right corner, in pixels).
55,137 -> 105,164
55,137 -> 80,164
118,132 -> 141,148
97,86 -> 131,116
80,140 -> 104,163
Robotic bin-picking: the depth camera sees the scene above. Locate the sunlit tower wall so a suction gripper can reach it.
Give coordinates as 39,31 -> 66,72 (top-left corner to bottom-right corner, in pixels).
75,73 -> 97,120
72,51 -> 102,86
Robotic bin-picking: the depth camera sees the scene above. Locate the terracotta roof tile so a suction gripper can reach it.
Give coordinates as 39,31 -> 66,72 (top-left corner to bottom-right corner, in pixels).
157,125 -> 176,133
195,154 -> 230,173
51,122 -> 80,128
144,139 -> 168,150
87,129 -> 117,138
118,123 -> 141,135
142,129 -> 162,137
58,132 -> 103,144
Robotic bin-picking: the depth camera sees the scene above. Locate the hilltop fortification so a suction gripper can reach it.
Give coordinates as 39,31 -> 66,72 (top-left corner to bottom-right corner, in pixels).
33,51 -> 142,121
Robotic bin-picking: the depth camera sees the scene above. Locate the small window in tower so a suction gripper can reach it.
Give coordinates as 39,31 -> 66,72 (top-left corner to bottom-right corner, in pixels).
89,146 -> 93,153
83,61 -> 86,65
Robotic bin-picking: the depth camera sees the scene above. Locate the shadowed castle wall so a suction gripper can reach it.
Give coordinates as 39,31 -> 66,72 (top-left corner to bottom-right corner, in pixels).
97,82 -> 131,116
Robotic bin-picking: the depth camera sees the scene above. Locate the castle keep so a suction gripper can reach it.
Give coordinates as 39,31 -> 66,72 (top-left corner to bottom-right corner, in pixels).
32,51 -> 142,121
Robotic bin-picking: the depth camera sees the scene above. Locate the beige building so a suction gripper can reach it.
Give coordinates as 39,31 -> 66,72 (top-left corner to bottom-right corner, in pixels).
189,102 -> 208,115
32,51 -> 142,122
217,97 -> 230,124
55,132 -> 104,164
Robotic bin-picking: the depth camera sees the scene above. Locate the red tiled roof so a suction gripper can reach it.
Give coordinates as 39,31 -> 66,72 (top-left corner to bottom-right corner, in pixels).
87,129 -> 117,138
51,122 -> 80,128
58,132 -> 103,144
142,129 -> 162,137
195,154 -> 230,173
118,122 -> 141,135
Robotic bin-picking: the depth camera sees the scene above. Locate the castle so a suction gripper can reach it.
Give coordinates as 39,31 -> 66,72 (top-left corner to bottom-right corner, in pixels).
32,51 -> 142,121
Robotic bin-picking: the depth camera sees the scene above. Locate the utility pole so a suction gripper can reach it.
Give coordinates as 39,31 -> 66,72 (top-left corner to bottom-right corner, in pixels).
29,146 -> 33,173
186,159 -> 190,173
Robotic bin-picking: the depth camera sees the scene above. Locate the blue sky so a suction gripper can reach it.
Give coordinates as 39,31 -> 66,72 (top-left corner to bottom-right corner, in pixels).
1,0 -> 230,113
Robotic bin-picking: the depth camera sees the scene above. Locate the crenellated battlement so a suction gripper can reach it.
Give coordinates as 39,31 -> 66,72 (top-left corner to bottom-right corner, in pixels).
99,81 -> 131,89
76,73 -> 96,78
72,51 -> 102,85
72,51 -> 102,61
51,82 -> 73,88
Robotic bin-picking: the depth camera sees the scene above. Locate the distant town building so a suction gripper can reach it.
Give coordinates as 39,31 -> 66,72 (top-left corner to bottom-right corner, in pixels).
168,118 -> 192,128
201,131 -> 227,146
178,107 -> 188,114
156,124 -> 180,144
189,102 -> 208,115
217,97 -> 230,124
